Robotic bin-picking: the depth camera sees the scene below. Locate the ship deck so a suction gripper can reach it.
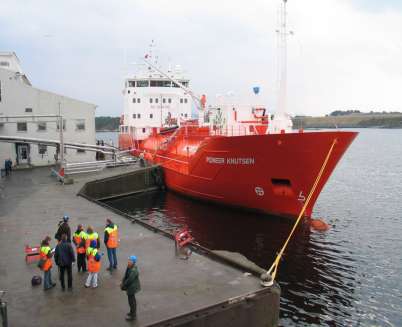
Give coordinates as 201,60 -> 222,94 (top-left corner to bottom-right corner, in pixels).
0,166 -> 278,327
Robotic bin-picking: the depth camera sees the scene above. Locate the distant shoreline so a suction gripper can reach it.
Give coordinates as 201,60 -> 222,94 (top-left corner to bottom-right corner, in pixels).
292,113 -> 402,129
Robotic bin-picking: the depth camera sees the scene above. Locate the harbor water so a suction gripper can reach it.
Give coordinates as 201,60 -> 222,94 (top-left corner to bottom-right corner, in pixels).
100,129 -> 402,327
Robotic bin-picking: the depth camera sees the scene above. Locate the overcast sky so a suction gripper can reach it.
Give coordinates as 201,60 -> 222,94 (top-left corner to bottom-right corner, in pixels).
1,0 -> 402,116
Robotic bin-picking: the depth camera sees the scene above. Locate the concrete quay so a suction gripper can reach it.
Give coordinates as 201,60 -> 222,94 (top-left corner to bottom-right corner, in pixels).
0,166 -> 279,327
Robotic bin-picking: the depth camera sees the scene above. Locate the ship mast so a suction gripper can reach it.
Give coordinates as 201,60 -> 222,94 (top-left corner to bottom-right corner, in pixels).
276,0 -> 291,117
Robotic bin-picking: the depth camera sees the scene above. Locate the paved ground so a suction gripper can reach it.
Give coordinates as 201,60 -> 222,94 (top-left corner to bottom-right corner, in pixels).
0,167 -> 263,327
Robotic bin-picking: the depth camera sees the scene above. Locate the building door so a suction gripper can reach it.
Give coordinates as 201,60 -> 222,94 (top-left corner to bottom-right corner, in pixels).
16,143 -> 29,165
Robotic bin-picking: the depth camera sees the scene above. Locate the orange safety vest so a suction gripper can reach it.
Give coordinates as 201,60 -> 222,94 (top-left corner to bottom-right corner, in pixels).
85,232 -> 99,249
40,246 -> 52,271
73,231 -> 87,254
87,247 -> 101,273
105,225 -> 119,249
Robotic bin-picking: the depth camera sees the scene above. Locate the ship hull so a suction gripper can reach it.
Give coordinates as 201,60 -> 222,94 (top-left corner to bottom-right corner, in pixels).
120,130 -> 357,219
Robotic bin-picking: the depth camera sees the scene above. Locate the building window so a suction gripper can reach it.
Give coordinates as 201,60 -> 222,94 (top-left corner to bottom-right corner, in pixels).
25,108 -> 33,113
137,98 -> 141,103
150,98 -> 153,104
142,128 -> 146,133
168,98 -> 172,104
77,148 -> 86,153
133,114 -> 136,119
128,81 -> 135,87
155,98 -> 159,104
0,61 -> 10,67
56,119 -> 66,131
184,98 -> 188,103
163,98 -> 166,104
180,98 -> 183,104
137,80 -> 149,87
185,113 -> 188,118
17,122 -> 27,132
38,144 -> 47,155
150,114 -> 153,119
128,90 -> 130,94
76,119 -> 85,131
132,98 -> 136,103
138,114 -> 141,119
37,122 -> 47,131
0,81 -> 2,102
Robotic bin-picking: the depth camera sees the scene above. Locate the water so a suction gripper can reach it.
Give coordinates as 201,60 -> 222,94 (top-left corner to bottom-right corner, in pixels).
101,129 -> 402,327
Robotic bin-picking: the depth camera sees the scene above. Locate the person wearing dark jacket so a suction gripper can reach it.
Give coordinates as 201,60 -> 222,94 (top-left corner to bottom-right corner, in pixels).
121,255 -> 141,321
55,215 -> 71,242
54,233 -> 75,290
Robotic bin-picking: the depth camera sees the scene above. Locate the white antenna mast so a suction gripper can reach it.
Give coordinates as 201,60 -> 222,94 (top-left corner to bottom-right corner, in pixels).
276,0 -> 293,117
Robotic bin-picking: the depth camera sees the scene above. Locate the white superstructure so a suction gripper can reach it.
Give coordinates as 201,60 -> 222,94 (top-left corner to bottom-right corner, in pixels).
120,62 -> 192,140
0,52 -> 96,167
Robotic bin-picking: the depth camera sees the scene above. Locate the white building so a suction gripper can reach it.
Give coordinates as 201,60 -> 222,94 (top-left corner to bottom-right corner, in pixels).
0,52 -> 96,167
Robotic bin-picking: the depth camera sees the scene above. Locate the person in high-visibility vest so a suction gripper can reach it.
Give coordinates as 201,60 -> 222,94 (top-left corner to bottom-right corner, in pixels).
104,218 -> 119,271
39,236 -> 56,290
85,240 -> 102,288
73,224 -> 87,272
85,226 -> 100,249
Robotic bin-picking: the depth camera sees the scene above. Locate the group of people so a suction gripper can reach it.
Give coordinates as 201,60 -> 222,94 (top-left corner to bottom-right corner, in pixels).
38,215 -> 141,321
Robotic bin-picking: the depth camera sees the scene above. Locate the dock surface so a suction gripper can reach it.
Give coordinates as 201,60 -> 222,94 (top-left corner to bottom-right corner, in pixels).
0,167 -> 277,326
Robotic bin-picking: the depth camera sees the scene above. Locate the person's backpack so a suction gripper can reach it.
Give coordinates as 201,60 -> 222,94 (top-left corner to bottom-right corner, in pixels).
31,275 -> 42,286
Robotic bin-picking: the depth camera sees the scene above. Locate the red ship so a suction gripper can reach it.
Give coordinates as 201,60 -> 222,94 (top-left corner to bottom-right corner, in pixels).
119,4 -> 357,219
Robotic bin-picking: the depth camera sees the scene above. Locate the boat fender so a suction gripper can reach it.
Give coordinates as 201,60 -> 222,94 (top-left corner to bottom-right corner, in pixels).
310,218 -> 330,231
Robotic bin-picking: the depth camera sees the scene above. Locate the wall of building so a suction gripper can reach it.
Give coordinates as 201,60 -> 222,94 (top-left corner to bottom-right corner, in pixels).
0,67 -> 96,168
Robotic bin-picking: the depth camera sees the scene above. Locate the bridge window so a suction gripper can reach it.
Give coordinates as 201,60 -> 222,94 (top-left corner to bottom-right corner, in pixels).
150,80 -> 164,87
76,119 -> 85,131
17,122 -> 27,132
37,122 -> 47,131
137,80 -> 149,87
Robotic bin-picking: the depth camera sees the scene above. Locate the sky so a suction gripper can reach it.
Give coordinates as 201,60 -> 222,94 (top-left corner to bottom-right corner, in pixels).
1,0 -> 402,117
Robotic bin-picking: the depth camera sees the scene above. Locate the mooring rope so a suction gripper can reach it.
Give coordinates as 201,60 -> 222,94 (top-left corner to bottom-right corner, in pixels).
267,138 -> 338,281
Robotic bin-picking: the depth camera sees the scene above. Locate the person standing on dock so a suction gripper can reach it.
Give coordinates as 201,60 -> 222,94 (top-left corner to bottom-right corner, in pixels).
54,233 -> 75,291
104,218 -> 119,271
85,240 -> 102,288
86,226 -> 100,249
73,224 -> 87,272
39,236 -> 56,290
121,256 -> 141,321
55,215 -> 71,243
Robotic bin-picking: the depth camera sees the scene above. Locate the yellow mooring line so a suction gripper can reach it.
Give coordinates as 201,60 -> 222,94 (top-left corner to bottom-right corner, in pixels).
266,138 -> 338,282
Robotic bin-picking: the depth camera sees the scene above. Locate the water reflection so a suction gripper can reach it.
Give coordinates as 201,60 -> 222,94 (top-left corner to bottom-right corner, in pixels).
105,190 -> 357,326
